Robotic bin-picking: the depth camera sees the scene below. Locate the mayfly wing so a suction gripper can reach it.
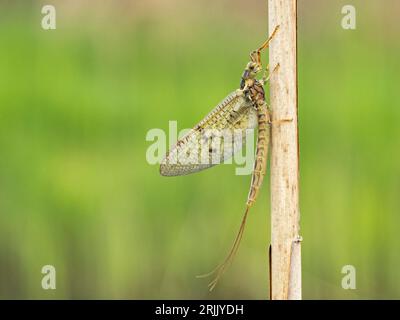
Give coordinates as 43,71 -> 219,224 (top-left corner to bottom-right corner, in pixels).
160,90 -> 257,176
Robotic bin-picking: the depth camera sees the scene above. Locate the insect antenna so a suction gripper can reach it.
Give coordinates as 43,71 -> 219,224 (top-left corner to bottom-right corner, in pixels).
196,204 -> 251,291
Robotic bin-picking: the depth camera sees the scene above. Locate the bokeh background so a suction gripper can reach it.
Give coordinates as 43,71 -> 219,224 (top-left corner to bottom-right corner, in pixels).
0,0 -> 399,299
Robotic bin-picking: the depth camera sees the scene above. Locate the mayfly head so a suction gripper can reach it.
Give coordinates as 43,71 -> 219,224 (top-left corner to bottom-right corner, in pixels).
240,61 -> 261,89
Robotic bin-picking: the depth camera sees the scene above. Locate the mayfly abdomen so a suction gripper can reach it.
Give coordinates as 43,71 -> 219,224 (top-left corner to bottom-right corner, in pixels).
247,102 -> 270,207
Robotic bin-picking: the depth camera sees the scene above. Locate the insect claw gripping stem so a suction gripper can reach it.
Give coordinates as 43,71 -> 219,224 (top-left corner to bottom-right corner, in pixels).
262,63 -> 280,85
272,62 -> 280,73
269,244 -> 272,299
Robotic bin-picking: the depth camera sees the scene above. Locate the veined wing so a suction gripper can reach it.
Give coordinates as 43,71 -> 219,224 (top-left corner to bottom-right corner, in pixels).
160,90 -> 257,176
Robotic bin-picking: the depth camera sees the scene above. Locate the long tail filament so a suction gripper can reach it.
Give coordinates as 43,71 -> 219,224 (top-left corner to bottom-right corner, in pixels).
197,205 -> 251,291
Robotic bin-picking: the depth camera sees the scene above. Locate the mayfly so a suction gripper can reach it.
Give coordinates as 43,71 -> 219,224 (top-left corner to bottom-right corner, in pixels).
160,26 -> 280,291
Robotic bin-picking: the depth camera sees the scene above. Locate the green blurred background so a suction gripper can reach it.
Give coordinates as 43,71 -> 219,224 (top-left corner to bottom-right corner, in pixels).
0,0 -> 399,299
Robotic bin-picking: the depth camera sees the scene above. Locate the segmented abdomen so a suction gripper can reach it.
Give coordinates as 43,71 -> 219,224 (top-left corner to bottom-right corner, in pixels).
246,102 -> 270,207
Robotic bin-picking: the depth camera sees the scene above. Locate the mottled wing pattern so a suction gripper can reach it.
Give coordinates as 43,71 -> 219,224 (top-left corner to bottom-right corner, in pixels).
160,91 -> 257,176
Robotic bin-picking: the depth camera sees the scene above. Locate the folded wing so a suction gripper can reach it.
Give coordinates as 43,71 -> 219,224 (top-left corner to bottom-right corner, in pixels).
160,91 -> 257,176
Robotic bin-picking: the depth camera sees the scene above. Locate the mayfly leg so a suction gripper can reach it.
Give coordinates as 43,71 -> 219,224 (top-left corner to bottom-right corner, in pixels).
251,25 -> 280,66
261,63 -> 280,86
